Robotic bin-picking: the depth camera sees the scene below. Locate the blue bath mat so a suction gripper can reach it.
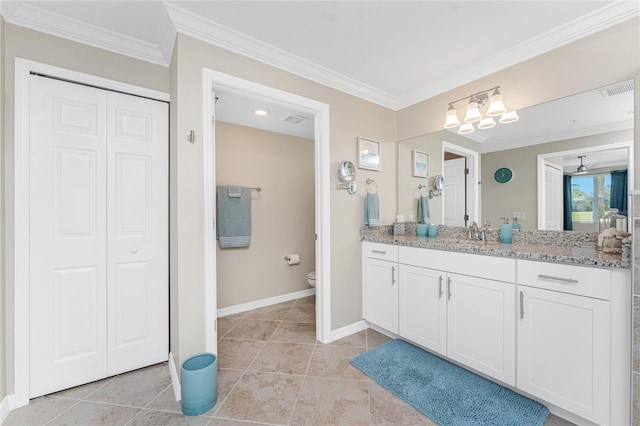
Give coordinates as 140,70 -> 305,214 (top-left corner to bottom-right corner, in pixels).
350,339 -> 549,426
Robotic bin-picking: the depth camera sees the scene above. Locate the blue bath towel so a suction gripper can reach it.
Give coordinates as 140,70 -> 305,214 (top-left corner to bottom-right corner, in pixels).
417,195 -> 430,224
217,185 -> 251,248
364,192 -> 380,227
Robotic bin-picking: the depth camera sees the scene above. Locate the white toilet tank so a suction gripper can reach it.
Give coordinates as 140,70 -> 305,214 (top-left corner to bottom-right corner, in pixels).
307,271 -> 316,288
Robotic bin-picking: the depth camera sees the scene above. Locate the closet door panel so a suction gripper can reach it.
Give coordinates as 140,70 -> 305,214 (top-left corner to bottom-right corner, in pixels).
107,92 -> 169,375
29,76 -> 108,398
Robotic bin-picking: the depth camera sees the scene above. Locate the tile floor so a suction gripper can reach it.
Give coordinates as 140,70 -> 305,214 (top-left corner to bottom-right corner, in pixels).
6,295 -> 574,425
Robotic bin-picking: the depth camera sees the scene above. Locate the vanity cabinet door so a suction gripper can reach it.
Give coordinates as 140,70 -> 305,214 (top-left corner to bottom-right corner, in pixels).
363,258 -> 398,333
398,264 -> 447,356
447,273 -> 516,386
517,285 -> 610,424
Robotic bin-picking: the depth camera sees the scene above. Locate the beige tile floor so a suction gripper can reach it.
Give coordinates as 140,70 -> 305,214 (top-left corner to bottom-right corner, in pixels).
6,295 -> 574,425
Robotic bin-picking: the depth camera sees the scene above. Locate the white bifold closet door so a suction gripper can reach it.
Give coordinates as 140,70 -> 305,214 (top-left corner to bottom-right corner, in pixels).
29,75 -> 168,398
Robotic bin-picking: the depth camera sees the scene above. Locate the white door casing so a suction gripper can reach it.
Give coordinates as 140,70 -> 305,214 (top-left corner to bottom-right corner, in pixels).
15,59 -> 170,408
444,157 -> 466,226
25,69 -> 168,399
544,161 -> 563,230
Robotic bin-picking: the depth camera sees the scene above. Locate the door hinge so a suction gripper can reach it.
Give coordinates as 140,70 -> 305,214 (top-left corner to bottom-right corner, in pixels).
464,214 -> 469,221
464,168 -> 469,175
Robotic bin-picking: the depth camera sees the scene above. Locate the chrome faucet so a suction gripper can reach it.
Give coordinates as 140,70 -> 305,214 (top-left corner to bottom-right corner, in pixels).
468,221 -> 479,240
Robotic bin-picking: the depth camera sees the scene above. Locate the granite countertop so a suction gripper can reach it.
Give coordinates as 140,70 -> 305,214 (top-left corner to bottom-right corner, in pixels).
362,233 -> 627,269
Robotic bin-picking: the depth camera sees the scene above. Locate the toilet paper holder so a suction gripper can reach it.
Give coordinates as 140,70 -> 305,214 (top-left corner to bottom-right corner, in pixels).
283,254 -> 301,265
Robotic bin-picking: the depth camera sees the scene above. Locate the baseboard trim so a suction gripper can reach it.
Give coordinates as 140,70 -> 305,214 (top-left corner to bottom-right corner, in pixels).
168,352 -> 181,402
217,288 -> 316,318
327,320 -> 369,343
1,394 -> 14,424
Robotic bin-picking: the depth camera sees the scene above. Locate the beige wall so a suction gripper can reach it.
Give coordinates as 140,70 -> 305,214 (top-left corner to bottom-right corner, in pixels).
2,23 -> 170,399
216,122 -> 315,308
482,129 -> 634,229
170,33 -> 396,368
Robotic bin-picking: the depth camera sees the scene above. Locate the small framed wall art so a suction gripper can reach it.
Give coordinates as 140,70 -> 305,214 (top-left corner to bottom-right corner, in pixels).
358,137 -> 381,171
413,150 -> 429,178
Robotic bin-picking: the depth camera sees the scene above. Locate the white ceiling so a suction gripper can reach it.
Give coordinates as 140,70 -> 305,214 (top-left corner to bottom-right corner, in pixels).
3,1 -> 638,109
1,1 -> 637,146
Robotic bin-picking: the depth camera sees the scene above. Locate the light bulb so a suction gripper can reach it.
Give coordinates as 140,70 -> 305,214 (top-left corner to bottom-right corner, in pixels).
458,123 -> 475,134
443,104 -> 460,129
478,117 -> 496,129
463,99 -> 482,123
486,88 -> 506,116
499,111 -> 519,124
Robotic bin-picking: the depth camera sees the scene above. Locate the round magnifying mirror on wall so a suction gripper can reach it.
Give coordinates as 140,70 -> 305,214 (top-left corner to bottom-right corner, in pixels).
338,160 -> 356,183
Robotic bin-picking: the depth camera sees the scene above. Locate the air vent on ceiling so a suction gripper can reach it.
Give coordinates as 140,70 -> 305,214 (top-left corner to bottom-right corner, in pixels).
283,114 -> 308,124
600,80 -> 634,97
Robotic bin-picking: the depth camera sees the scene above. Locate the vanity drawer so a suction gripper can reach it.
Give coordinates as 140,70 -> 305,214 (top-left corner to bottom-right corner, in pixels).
399,246 -> 515,283
517,260 -> 610,300
364,242 -> 398,262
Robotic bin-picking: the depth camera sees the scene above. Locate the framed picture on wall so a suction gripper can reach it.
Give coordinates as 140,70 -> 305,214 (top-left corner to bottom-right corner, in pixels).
358,137 -> 381,171
413,150 -> 429,178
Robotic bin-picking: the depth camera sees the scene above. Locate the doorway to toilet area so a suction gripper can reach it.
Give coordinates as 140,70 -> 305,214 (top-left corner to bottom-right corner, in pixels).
201,69 -> 331,356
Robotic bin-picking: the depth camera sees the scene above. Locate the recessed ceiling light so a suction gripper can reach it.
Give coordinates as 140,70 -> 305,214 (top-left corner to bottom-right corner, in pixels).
254,107 -> 270,116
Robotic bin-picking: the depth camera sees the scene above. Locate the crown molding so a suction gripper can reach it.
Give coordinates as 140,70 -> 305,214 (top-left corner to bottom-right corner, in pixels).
164,2 -> 400,110
2,1 -> 637,109
398,1 -> 640,110
3,2 -> 173,66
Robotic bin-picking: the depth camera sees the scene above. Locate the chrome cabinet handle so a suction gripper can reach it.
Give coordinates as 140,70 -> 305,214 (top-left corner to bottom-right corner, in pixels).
538,274 -> 578,284
438,276 -> 443,298
520,291 -> 525,319
447,277 -> 452,300
372,250 -> 387,254
391,266 -> 396,285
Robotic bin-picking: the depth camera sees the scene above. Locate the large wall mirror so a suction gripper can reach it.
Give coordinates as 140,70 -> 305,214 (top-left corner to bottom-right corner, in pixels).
397,80 -> 635,230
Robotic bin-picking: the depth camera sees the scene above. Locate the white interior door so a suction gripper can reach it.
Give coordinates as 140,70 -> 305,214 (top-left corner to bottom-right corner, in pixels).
29,76 -> 109,397
544,162 -> 563,230
444,157 -> 466,226
107,92 -> 169,375
29,76 -> 168,398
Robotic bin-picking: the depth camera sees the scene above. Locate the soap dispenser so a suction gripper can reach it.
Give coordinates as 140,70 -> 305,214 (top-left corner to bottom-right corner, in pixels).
499,217 -> 512,244
512,217 -> 521,230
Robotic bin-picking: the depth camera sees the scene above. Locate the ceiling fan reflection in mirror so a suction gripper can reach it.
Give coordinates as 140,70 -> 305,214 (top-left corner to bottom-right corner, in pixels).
574,155 -> 588,175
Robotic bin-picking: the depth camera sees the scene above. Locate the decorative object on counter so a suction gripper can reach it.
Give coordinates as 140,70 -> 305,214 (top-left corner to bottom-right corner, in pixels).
493,167 -> 513,184
394,214 -> 406,235
443,86 -> 519,135
499,217 -> 512,244
358,136 -> 381,171
416,224 -> 429,237
428,224 -> 437,238
364,180 -> 380,227
337,160 -> 357,195
512,217 -> 521,230
412,150 -> 429,178
350,340 -> 550,426
599,208 -> 624,233
597,227 -> 628,253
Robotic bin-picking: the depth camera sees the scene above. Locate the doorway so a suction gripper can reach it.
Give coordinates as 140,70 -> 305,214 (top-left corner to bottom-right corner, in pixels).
442,142 -> 480,226
201,69 -> 331,356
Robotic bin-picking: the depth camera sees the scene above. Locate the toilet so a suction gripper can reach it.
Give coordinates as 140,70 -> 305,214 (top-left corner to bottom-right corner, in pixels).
307,271 -> 316,288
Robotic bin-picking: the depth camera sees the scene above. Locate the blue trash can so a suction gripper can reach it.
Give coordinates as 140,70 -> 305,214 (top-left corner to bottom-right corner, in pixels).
181,352 -> 218,416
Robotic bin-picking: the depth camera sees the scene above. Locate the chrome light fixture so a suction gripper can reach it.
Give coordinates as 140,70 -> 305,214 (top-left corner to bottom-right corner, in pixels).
443,85 -> 518,135
575,155 -> 588,174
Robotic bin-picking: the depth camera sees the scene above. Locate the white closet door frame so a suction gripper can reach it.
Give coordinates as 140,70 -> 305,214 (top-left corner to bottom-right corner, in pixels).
13,58 -> 169,408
